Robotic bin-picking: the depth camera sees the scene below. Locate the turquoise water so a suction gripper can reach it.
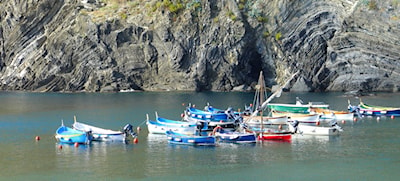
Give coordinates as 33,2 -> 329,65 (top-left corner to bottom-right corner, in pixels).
0,91 -> 400,180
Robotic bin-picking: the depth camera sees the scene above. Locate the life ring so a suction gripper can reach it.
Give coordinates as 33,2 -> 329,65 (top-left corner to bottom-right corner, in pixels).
212,126 -> 223,135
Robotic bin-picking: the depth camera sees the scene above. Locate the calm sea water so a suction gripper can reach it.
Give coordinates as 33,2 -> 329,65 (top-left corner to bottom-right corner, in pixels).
0,91 -> 400,180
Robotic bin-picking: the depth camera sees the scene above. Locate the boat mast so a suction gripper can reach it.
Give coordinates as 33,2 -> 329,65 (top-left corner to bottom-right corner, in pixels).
250,71 -> 299,118
259,71 -> 265,137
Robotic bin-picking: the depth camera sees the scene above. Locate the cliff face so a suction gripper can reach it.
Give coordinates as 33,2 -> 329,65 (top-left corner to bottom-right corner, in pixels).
0,0 -> 399,92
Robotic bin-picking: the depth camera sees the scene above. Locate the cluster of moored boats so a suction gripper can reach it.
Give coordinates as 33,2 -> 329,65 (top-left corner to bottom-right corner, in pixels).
53,71 -> 400,147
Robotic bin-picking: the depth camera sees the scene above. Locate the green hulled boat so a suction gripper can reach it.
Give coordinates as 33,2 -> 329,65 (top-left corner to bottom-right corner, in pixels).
267,98 -> 329,113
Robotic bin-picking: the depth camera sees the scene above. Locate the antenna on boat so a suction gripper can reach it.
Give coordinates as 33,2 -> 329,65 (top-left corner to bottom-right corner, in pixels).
146,114 -> 149,121
155,111 -> 159,118
61,119 -> 64,126
74,115 -> 77,123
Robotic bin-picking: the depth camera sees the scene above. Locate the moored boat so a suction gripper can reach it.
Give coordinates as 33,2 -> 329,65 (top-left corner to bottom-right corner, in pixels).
146,114 -> 198,135
55,121 -> 92,144
166,130 -> 216,146
295,124 -> 341,136
267,97 -> 329,113
271,110 -> 320,124
356,101 -> 400,116
72,118 -> 136,142
184,106 -> 240,131
309,107 -> 354,120
212,126 -> 256,144
243,114 -> 288,125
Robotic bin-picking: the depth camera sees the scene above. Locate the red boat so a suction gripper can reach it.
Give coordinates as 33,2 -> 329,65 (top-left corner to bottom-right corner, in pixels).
258,132 -> 292,141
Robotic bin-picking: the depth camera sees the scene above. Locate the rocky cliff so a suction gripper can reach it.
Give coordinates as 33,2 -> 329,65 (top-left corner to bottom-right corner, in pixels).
0,0 -> 399,92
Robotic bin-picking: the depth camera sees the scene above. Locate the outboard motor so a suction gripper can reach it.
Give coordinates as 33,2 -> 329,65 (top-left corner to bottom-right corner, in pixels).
348,105 -> 361,118
123,124 -> 137,139
196,121 -> 205,136
243,105 -> 253,116
291,120 -> 300,133
329,120 -> 343,132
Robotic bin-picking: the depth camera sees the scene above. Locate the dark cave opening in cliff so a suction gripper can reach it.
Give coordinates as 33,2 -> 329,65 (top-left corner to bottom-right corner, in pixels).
247,53 -> 263,81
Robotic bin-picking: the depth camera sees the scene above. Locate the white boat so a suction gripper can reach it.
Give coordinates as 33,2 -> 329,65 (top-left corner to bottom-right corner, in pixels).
243,115 -> 288,125
295,124 -> 341,136
289,120 -> 343,136
146,114 -> 197,135
271,110 -> 320,124
72,117 -> 136,142
309,107 -> 354,121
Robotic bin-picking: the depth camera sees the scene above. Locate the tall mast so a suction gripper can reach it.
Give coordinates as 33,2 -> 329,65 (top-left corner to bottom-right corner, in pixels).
259,71 -> 265,137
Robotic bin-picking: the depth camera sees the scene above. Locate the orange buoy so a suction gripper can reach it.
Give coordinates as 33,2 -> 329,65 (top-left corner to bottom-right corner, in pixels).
315,121 -> 320,126
133,137 -> 138,144
342,120 -> 346,124
278,125 -> 282,130
58,145 -> 63,149
137,126 -> 141,132
74,142 -> 79,147
220,120 -> 223,123
35,136 -> 40,141
391,115 -> 395,119
353,117 -> 357,122
181,113 -> 185,117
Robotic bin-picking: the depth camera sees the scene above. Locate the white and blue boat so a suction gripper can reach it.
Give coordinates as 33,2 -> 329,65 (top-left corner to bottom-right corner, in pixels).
212,127 -> 256,144
72,119 -> 136,142
55,121 -> 92,144
146,114 -> 198,135
184,105 -> 241,131
166,130 -> 216,146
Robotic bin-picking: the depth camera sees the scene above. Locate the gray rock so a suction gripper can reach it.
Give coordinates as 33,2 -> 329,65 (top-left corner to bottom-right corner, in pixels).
0,0 -> 399,93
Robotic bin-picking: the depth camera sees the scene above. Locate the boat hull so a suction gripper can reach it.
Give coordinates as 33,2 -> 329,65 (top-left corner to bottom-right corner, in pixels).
359,108 -> 400,116
258,133 -> 292,141
215,131 -> 256,143
73,121 -> 127,142
271,111 -> 320,124
166,131 -> 216,146
147,120 -> 197,135
357,102 -> 400,116
296,125 -> 340,136
267,103 -> 329,113
243,115 -> 288,125
55,126 -> 92,144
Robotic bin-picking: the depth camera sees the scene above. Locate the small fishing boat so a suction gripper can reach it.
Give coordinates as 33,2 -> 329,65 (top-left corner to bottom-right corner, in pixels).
166,130 -> 216,146
146,114 -> 198,135
184,106 -> 239,131
55,121 -> 92,144
212,126 -> 256,144
72,117 -> 136,142
354,100 -> 400,116
243,115 -> 288,125
309,107 -> 354,120
271,110 -> 320,124
267,97 -> 329,113
258,132 -> 292,141
296,124 -> 341,136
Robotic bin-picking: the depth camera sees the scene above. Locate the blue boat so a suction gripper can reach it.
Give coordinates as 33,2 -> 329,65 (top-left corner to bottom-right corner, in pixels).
212,127 -> 256,144
146,113 -> 199,135
55,121 -> 92,144
166,130 -> 216,146
184,105 -> 242,131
